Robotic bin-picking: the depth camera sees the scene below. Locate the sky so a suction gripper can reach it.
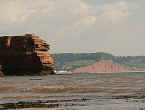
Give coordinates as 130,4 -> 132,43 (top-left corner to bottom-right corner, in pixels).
0,0 -> 145,56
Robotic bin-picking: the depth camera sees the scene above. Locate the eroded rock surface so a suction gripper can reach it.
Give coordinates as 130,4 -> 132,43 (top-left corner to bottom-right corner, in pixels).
73,60 -> 134,73
0,34 -> 55,75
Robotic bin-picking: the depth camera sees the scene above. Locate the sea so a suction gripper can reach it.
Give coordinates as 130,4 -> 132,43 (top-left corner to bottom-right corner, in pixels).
0,72 -> 145,110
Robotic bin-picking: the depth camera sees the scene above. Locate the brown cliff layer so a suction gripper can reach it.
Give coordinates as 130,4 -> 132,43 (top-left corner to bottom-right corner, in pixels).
73,60 -> 134,73
0,34 -> 55,76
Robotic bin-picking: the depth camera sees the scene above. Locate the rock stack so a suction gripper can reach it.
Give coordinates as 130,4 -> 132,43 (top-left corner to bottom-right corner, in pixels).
0,34 -> 55,76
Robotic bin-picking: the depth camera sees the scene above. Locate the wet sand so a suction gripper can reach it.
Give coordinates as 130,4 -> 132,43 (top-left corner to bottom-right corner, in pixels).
0,72 -> 145,110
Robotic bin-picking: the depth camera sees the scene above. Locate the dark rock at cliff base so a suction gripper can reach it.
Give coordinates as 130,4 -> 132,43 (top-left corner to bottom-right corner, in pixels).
0,34 -> 55,76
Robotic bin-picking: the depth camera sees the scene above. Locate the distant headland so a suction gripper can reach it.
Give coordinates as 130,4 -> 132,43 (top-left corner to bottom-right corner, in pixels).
52,53 -> 145,73
0,34 -> 55,76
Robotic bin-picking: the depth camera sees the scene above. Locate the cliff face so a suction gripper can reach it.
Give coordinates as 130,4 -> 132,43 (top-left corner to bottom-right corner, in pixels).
73,60 -> 134,73
0,34 -> 55,75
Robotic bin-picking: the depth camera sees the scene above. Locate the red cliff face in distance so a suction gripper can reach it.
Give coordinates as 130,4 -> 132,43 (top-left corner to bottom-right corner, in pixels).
0,34 -> 55,76
73,60 -> 134,73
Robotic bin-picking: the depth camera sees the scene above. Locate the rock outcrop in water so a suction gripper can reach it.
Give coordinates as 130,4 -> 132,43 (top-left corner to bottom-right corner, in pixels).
0,34 -> 55,76
73,60 -> 134,73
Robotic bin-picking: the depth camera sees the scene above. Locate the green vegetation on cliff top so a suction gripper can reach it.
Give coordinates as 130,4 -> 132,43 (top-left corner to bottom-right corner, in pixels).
52,52 -> 145,71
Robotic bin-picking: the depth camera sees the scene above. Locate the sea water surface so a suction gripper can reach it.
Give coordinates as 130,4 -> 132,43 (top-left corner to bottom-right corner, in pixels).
0,72 -> 145,110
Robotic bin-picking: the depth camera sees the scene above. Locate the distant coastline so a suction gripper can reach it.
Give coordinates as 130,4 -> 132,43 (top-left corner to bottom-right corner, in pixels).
52,53 -> 145,73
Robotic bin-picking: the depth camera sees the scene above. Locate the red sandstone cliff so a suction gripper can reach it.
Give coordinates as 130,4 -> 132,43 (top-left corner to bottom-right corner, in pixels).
0,34 -> 55,75
73,60 -> 134,73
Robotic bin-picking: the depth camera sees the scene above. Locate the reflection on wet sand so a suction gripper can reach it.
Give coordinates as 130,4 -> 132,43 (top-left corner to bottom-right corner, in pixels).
0,73 -> 145,109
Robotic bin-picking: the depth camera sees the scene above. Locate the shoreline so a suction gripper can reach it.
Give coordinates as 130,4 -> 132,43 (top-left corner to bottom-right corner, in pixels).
72,71 -> 145,74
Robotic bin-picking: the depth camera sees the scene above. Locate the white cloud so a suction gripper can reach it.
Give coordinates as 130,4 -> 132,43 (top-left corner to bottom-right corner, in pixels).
71,1 -> 137,23
0,0 -> 56,23
99,1 -> 137,23
73,16 -> 96,32
0,0 -> 137,23
0,0 -> 141,55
